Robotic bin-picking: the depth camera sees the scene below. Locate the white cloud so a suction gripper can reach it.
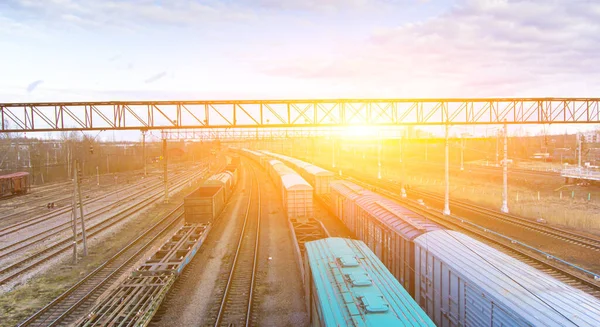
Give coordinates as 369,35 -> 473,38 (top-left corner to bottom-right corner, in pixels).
258,0 -> 600,97
4,0 -> 257,30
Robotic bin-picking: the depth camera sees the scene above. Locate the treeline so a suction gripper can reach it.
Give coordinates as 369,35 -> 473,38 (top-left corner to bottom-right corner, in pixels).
0,132 -> 218,185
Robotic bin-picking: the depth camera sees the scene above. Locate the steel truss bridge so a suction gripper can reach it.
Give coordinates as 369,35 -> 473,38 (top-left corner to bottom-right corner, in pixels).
1,98 -> 599,133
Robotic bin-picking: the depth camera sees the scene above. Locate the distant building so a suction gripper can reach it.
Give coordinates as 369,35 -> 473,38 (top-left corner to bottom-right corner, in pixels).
583,131 -> 600,144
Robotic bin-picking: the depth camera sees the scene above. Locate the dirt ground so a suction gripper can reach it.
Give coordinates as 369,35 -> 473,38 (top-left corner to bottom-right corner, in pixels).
152,159 -> 309,327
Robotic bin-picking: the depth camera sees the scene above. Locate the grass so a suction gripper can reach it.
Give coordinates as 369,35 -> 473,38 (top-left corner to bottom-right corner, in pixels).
0,173 -> 206,327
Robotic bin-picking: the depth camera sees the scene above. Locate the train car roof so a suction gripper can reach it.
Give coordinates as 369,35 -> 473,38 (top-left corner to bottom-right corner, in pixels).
0,172 -> 29,180
305,238 -> 435,327
281,174 -> 312,191
330,180 -> 371,201
260,150 -> 335,177
355,194 -> 441,241
241,148 -> 264,157
303,165 -> 335,177
413,230 -> 600,327
268,161 -> 297,176
206,172 -> 232,182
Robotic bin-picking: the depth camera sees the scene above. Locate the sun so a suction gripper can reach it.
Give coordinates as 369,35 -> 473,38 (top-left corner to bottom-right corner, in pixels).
341,125 -> 379,139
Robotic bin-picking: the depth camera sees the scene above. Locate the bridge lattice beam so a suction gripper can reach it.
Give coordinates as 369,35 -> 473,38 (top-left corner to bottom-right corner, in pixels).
1,98 -> 599,133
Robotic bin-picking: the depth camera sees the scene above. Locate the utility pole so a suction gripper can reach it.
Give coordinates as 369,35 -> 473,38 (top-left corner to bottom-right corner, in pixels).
142,130 -> 147,176
496,130 -> 499,166
444,125 -> 451,215
425,138 -> 428,161
76,161 -> 88,256
71,165 -> 78,264
377,131 -> 382,179
332,137 -> 336,168
163,139 -> 169,203
96,166 -> 99,186
501,121 -> 509,213
400,129 -> 407,198
577,133 -> 582,168
460,136 -> 465,171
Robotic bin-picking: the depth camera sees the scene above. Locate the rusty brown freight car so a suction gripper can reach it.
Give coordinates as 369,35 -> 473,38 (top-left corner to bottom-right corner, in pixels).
183,185 -> 225,224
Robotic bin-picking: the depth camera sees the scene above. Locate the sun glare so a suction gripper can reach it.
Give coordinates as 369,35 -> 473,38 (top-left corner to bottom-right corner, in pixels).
341,125 -> 380,139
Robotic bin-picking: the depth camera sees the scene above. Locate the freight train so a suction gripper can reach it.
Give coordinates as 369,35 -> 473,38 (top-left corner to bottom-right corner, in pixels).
265,151 -> 600,327
304,237 -> 435,327
183,162 -> 239,224
232,147 -> 315,221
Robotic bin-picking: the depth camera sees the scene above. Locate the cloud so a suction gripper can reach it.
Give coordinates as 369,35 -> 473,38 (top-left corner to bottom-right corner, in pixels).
26,80 -> 43,93
244,0 -> 397,12
145,72 -> 167,84
4,0 -> 257,30
258,0 -> 600,96
3,0 -> 423,31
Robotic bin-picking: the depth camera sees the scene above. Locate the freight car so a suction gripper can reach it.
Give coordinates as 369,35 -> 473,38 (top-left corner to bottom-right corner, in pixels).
205,171 -> 235,201
0,172 -> 30,197
237,148 -> 315,221
264,154 -> 600,326
328,180 -> 600,327
265,158 -> 314,220
304,237 -> 435,327
266,159 -> 296,190
183,170 -> 238,224
260,151 -> 334,194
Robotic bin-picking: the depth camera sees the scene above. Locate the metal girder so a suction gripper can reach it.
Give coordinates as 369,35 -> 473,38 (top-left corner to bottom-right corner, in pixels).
159,128 -> 335,140
1,98 -> 599,132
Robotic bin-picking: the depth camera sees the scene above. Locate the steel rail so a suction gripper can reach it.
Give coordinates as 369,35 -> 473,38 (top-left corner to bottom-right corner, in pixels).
0,174 -> 164,237
0,169 -> 205,285
413,187 -> 600,251
214,162 -> 261,327
0,171 -> 194,260
18,207 -> 185,326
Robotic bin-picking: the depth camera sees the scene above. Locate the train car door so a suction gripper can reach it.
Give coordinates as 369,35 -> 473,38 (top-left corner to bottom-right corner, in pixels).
12,178 -> 22,193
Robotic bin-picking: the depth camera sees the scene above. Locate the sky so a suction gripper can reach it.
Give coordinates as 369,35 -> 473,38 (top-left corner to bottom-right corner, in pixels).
1,0 -> 600,139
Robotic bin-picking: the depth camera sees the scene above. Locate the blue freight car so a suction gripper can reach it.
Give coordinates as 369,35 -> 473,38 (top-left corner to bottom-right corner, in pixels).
329,179 -> 600,327
304,237 -> 435,327
413,230 -> 600,327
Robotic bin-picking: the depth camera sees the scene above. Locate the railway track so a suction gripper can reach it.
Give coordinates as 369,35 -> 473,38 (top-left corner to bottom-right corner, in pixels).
0,171 -> 145,220
342,171 -> 600,255
0,168 -> 206,286
0,173 -> 165,236
0,164 -> 197,226
0,171 -> 195,261
206,162 -> 261,327
348,177 -> 600,298
17,206 -> 185,327
412,187 -> 600,252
